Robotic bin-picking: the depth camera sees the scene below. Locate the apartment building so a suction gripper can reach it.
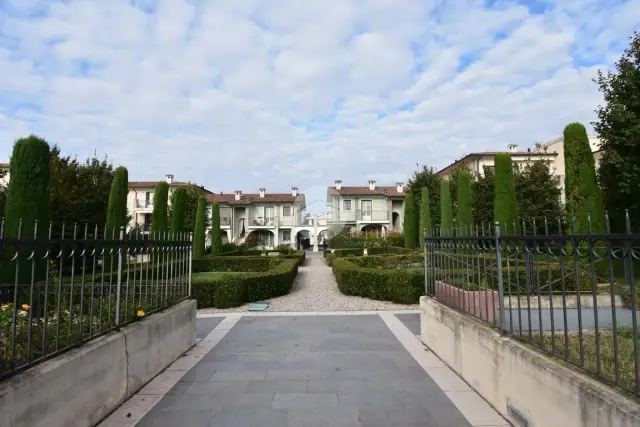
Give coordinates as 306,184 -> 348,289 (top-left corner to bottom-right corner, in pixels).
326,180 -> 407,234
207,187 -> 312,250
436,135 -> 602,203
127,174 -> 213,232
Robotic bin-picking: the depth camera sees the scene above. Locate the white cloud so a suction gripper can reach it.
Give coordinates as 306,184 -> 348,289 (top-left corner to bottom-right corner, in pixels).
0,0 -> 638,213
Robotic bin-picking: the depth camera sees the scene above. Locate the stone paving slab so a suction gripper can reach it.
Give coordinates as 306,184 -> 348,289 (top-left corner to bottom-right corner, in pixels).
196,317 -> 224,339
395,312 -> 421,336
137,315 -> 474,427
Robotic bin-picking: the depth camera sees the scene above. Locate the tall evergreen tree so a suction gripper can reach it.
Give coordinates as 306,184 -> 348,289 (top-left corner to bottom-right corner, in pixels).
210,202 -> 222,254
593,31 -> 640,232
106,166 -> 128,238
407,165 -> 441,231
564,123 -> 605,234
170,187 -> 187,234
471,167 -> 494,229
403,192 -> 418,249
440,180 -> 453,235
419,187 -> 432,248
456,171 -> 473,234
3,135 -> 51,281
150,181 -> 169,237
515,160 -> 564,234
193,196 -> 206,257
494,154 -> 519,234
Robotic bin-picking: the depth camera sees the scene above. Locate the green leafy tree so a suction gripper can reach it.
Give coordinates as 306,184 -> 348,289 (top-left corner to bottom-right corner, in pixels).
515,160 -> 564,234
0,167 -> 7,218
3,135 -> 51,282
419,187 -> 432,247
456,171 -> 473,234
211,202 -> 222,254
407,164 -> 441,233
564,123 -> 605,234
170,187 -> 187,234
150,181 -> 169,237
183,186 -> 211,231
403,191 -> 418,249
593,31 -> 640,232
440,180 -> 453,235
494,154 -> 519,234
471,167 -> 494,229
193,196 -> 206,257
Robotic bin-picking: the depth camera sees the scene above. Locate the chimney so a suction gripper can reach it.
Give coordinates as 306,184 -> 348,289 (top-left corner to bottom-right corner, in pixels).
335,179 -> 342,190
259,188 -> 266,198
166,174 -> 174,184
396,182 -> 404,193
291,186 -> 298,197
368,180 -> 376,190
234,190 -> 242,201
508,144 -> 518,153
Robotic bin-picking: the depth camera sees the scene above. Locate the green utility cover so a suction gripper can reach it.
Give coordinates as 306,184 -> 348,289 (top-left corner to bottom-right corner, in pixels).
247,302 -> 269,311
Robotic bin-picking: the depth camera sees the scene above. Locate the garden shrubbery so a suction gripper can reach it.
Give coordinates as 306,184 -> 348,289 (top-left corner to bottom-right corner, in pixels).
332,256 -> 424,304
328,231 -> 404,249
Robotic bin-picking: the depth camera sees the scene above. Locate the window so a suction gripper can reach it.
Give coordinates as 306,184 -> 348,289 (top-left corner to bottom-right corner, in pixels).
343,200 -> 352,211
282,230 -> 291,241
145,191 -> 152,207
283,206 -> 292,216
265,206 -> 275,222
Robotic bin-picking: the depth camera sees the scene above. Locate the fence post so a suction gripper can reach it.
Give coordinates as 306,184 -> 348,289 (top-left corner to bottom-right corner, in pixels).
115,226 -> 124,326
423,229 -> 428,295
494,222 -> 505,333
188,232 -> 193,297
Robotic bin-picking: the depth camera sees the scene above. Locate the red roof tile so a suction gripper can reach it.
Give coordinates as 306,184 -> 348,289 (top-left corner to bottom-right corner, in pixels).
128,181 -> 214,194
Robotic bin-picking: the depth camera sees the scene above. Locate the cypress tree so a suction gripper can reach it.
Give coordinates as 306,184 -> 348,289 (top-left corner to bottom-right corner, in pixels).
3,135 -> 51,282
440,180 -> 453,235
193,196 -> 206,257
150,181 -> 169,237
170,187 -> 187,234
419,187 -> 432,248
210,202 -> 222,254
564,122 -> 605,234
106,166 -> 128,238
403,192 -> 418,249
456,171 -> 473,234
494,154 -> 519,234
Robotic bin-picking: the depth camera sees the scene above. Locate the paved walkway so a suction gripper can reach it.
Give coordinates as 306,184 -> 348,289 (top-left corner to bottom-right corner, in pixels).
99,313 -> 508,427
198,251 -> 419,313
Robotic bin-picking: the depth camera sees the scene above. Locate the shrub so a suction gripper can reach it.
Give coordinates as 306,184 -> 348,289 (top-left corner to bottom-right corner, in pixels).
106,166 -> 128,237
170,187 -> 187,234
193,196 -> 206,258
419,187 -> 431,248
210,202 -> 222,254
456,171 -> 473,233
494,154 -> 519,234
328,231 -> 403,249
332,258 -> 423,304
221,242 -> 239,253
3,135 -> 51,282
150,181 -> 169,236
349,254 -> 424,269
440,180 -> 453,234
564,122 -> 605,234
192,255 -> 275,273
403,191 -> 418,249
366,246 -> 412,256
192,258 -> 298,308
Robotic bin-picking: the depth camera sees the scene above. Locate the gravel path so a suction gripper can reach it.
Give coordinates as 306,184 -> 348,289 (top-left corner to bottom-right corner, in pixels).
197,251 -> 419,313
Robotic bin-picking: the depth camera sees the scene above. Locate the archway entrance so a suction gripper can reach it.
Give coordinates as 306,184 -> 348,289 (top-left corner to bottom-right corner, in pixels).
296,230 -> 311,250
247,229 -> 274,248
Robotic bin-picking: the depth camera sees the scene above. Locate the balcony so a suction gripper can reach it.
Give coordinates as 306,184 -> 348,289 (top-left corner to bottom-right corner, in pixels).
135,200 -> 153,209
248,216 -> 278,227
220,216 -> 231,226
329,210 -> 389,222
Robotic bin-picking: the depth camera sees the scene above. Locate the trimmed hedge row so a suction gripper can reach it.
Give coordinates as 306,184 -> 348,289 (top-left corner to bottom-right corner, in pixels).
192,258 -> 299,308
328,233 -> 404,249
349,254 -> 423,269
332,257 -> 424,304
192,251 -> 305,273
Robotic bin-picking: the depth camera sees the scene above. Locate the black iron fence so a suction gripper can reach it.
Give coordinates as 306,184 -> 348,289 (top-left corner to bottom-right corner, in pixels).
423,212 -> 640,396
0,219 -> 193,380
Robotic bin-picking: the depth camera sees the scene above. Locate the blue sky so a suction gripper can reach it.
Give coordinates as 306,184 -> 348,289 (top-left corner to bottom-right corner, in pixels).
0,0 -> 638,213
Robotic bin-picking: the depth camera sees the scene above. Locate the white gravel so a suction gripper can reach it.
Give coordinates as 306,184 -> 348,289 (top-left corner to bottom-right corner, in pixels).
197,251 -> 420,313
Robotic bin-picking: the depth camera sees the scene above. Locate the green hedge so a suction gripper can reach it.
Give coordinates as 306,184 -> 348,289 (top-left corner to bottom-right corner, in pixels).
366,246 -> 412,256
332,257 -> 424,304
349,254 -> 424,269
328,232 -> 404,249
192,258 -> 298,308
192,255 -> 275,273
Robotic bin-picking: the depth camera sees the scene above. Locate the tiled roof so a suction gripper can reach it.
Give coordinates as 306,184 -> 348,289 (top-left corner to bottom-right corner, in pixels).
128,181 -> 214,194
0,162 -> 9,169
206,193 -> 305,205
436,151 -> 558,176
327,186 -> 407,197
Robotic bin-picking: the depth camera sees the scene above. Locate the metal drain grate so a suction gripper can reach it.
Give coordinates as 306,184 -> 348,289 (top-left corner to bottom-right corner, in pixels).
507,401 -> 530,427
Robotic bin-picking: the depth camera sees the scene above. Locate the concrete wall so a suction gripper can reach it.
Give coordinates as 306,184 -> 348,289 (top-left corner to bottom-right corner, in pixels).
420,296 -> 640,427
0,300 -> 196,427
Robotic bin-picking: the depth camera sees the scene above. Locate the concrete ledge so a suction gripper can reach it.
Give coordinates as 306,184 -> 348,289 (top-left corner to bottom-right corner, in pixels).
0,299 -> 196,427
420,296 -> 640,427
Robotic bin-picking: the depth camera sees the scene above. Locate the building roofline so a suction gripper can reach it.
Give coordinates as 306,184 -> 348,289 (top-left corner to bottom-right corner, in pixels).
436,151 -> 558,176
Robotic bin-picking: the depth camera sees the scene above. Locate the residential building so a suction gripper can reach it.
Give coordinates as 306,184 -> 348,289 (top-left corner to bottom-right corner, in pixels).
127,174 -> 213,233
207,187 -> 316,250
436,135 -> 602,203
326,180 -> 407,235
0,162 -> 9,188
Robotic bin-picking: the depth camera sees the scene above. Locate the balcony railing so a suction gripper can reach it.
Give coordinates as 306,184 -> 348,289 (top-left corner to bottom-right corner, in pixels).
329,210 -> 389,222
135,200 -> 153,209
248,216 -> 278,227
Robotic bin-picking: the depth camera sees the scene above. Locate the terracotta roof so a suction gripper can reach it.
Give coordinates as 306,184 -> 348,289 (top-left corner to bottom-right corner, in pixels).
327,186 -> 407,197
206,193 -> 305,205
0,162 -> 9,169
128,181 -> 214,194
436,151 -> 558,176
